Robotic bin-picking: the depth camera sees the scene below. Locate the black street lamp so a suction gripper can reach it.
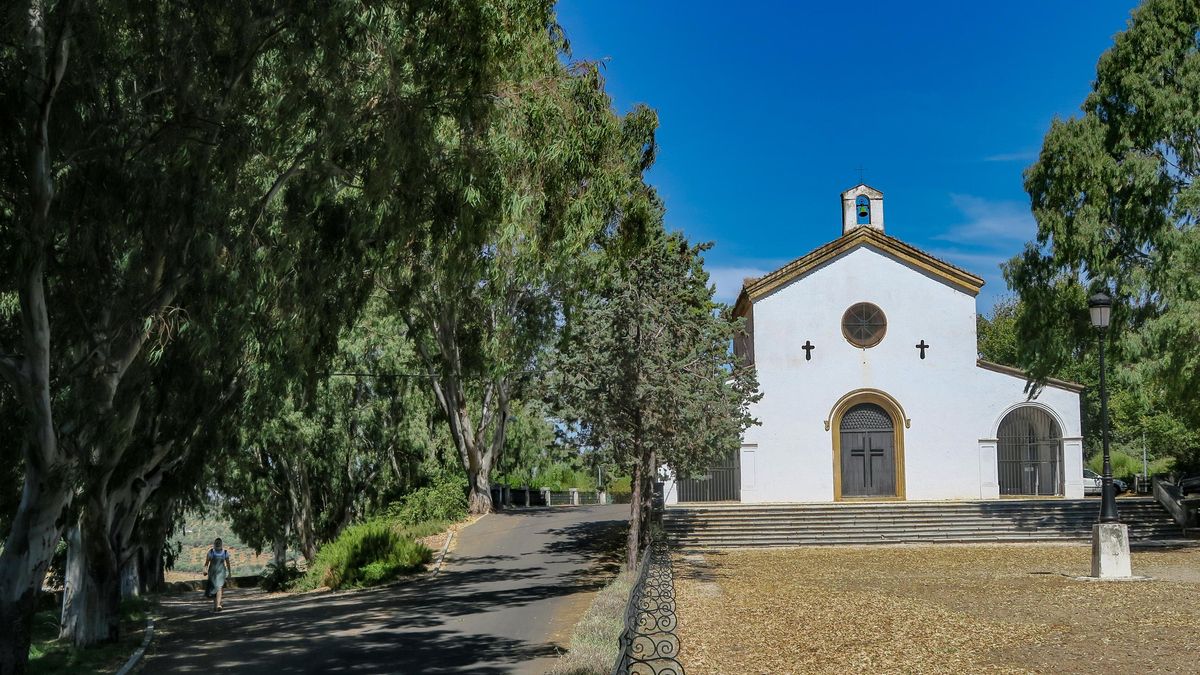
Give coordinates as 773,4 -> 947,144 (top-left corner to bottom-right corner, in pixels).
1089,292 -> 1119,524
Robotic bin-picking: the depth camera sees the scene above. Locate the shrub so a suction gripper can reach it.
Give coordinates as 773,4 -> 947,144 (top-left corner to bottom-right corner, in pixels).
298,521 -> 432,591
1087,449 -> 1174,484
387,474 -> 468,527
399,520 -> 450,540
260,561 -> 304,592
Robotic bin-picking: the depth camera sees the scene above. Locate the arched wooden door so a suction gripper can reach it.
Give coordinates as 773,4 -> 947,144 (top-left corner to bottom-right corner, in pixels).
838,403 -> 896,497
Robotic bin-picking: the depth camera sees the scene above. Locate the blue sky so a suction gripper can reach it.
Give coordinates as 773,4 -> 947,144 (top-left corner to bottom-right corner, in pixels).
554,1 -> 1141,312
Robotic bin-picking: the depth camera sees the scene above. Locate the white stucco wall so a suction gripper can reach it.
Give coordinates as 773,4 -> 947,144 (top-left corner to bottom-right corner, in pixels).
739,243 -> 1083,503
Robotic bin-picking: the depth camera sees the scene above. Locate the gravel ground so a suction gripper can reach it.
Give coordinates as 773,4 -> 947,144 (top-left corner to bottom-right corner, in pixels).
674,544 -> 1200,675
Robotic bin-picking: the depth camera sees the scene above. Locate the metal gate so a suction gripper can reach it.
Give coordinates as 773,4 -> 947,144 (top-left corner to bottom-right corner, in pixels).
997,406 -> 1063,496
677,450 -> 740,502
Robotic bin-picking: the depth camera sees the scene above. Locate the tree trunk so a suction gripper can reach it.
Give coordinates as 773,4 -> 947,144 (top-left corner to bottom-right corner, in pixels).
467,461 -> 493,515
137,542 -> 164,595
272,522 -> 290,568
283,459 -> 317,562
294,495 -> 316,563
626,455 -> 644,569
119,552 -> 140,600
641,450 -> 656,553
0,462 -> 71,675
59,518 -> 120,646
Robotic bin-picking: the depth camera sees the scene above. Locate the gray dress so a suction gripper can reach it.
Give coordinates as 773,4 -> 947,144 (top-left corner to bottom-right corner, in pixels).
207,548 -> 229,592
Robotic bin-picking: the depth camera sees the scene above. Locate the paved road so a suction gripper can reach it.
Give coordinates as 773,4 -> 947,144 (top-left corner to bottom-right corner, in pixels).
143,505 -> 628,674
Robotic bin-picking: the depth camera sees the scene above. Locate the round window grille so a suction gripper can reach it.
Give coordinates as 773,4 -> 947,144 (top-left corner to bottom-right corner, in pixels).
842,302 -> 887,348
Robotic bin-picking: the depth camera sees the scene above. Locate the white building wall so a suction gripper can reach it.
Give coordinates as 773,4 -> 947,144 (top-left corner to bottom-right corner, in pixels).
740,244 -> 1083,503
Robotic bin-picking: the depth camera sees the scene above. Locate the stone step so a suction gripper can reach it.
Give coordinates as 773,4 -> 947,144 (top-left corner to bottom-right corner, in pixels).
667,500 -> 1162,513
663,498 -> 1190,547
665,513 -> 1165,523
667,521 -> 1180,535
665,520 -> 1181,532
672,530 -> 1176,547
664,516 -> 1175,529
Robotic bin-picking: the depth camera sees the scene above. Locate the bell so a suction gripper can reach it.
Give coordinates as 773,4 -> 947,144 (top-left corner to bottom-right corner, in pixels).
857,205 -> 869,218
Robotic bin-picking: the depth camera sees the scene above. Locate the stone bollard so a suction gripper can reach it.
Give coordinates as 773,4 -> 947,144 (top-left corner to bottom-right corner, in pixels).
569,488 -> 579,506
1092,523 -> 1133,578
541,488 -> 551,506
523,485 -> 530,508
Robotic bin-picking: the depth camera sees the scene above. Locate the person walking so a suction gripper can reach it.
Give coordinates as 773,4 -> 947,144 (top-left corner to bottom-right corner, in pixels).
203,538 -> 232,611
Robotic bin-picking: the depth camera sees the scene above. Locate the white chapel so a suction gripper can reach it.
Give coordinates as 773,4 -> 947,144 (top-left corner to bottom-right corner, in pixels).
668,185 -> 1086,504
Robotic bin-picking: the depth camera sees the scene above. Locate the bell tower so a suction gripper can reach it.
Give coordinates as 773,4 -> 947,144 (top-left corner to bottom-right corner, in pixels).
841,184 -> 884,235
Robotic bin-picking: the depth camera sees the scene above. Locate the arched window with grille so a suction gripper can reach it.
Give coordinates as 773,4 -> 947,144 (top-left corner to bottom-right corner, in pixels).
997,407 -> 1063,496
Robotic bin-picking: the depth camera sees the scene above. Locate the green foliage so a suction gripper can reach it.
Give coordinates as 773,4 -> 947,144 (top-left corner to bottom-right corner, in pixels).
549,225 -> 761,562
535,464 -> 597,491
380,21 -> 661,513
551,228 -> 761,479
1086,450 -> 1174,483
608,476 -> 632,495
386,474 -> 469,528
976,298 -> 1020,366
297,521 -> 432,591
1008,0 -> 1200,474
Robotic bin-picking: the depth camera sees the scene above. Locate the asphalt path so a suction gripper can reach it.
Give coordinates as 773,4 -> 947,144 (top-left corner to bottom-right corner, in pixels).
142,504 -> 628,674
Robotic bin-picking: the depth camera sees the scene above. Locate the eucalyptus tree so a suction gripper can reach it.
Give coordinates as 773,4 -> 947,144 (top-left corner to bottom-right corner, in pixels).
386,36 -> 658,514
551,226 -> 760,567
1007,0 -> 1200,472
1,0 -> 536,666
219,293 -> 442,562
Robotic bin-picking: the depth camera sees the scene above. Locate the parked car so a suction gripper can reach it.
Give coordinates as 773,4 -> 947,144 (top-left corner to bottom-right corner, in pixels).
1083,469 -> 1128,496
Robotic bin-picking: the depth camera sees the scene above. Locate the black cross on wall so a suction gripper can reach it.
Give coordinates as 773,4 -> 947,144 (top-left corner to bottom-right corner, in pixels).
916,340 -> 930,359
802,340 -> 815,361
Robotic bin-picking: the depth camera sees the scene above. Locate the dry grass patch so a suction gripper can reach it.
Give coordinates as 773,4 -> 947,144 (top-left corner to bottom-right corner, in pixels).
675,544 -> 1200,674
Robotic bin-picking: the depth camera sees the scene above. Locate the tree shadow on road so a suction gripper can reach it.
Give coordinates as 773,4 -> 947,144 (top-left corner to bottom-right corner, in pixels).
147,509 -> 631,674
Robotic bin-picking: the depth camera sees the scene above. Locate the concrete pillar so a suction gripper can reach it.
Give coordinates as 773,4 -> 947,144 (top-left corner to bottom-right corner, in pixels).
541,488 -> 551,506
569,488 -> 579,506
523,485 -> 530,508
1063,437 -> 1085,498
978,439 -> 1000,499
661,471 -> 678,506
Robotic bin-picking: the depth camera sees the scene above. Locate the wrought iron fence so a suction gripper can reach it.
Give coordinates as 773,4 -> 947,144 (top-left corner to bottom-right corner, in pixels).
611,539 -> 685,675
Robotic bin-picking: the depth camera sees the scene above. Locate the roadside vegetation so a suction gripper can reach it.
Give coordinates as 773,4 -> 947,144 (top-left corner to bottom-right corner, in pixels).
26,598 -> 150,675
548,570 -> 635,675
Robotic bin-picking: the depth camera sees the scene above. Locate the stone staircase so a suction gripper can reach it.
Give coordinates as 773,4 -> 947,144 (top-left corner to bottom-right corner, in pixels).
664,497 -> 1194,548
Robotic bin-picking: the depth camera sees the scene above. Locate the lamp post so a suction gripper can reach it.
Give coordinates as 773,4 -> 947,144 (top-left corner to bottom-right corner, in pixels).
1089,292 -> 1119,524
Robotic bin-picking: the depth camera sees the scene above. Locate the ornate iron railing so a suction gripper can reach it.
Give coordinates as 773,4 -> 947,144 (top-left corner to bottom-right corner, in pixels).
611,539 -> 685,675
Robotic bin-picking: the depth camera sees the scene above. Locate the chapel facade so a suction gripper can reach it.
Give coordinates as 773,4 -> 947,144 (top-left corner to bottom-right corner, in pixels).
667,185 -> 1085,504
